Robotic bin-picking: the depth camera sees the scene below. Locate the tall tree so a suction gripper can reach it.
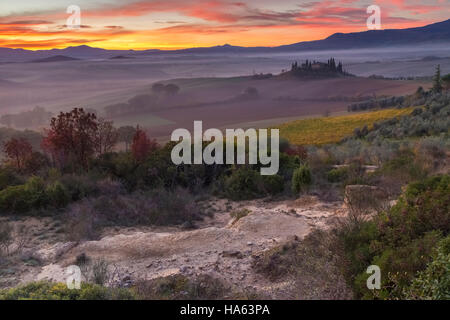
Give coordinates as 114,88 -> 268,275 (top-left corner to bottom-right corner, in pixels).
3,138 -> 33,170
42,108 -> 98,170
117,126 -> 136,152
95,118 -> 118,155
433,64 -> 443,93
131,126 -> 158,162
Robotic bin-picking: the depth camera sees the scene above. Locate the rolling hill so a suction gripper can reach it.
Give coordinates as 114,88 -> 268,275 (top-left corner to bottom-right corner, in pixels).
31,55 -> 80,63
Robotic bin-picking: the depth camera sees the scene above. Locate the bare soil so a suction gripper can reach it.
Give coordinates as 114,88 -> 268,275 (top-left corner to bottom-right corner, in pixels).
1,196 -> 347,297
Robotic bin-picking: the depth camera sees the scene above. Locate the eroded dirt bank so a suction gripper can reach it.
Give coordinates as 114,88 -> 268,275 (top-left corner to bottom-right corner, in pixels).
4,196 -> 347,296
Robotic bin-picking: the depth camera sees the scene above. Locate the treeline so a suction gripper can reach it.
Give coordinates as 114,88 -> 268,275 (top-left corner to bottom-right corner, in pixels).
349,66 -> 450,112
0,106 -> 311,217
104,83 -> 180,117
287,58 -> 350,77
0,127 -> 42,153
0,106 -> 52,128
348,95 -> 406,112
349,91 -> 449,140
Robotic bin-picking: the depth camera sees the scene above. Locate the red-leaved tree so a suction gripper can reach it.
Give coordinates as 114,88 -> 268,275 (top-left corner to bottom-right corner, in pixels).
131,126 -> 158,162
3,137 -> 33,170
285,145 -> 308,161
42,108 -> 98,170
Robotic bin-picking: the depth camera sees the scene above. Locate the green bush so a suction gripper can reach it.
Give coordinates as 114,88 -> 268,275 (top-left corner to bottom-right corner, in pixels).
278,152 -> 301,179
380,175 -> 450,245
354,231 -> 442,299
262,174 -> 285,195
46,181 -> 70,208
291,165 -> 312,194
381,149 -> 428,182
224,166 -> 263,200
0,282 -> 136,300
338,174 -> 450,299
0,176 -> 48,214
59,174 -> 98,201
405,236 -> 450,300
0,168 -> 23,191
135,274 -> 229,300
0,174 -> 100,214
24,176 -> 48,206
0,185 -> 30,213
327,167 -> 348,183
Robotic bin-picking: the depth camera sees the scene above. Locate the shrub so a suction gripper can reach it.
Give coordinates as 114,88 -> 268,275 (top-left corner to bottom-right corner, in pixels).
262,174 -> 285,195
135,274 -> 229,300
337,174 -> 450,299
0,282 -> 135,300
380,148 -> 428,184
148,187 -> 199,225
0,177 -> 47,214
405,236 -> 450,300
230,208 -> 251,225
278,152 -> 301,179
0,222 -> 13,256
45,181 -> 70,208
0,185 -> 29,213
252,231 -> 352,299
64,188 -> 202,240
354,231 -> 442,299
59,174 -> 98,202
0,174 -> 103,214
381,175 -> 450,245
291,165 -> 312,194
79,258 -> 116,287
327,167 -> 348,183
0,168 -> 23,191
224,166 -> 263,200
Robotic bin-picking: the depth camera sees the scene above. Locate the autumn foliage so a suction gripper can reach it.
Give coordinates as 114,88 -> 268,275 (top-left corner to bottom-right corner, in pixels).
3,137 -> 33,170
42,108 -> 98,170
285,145 -> 308,161
131,127 -> 158,162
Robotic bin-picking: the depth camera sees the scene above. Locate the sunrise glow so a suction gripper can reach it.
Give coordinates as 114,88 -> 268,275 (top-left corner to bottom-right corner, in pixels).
0,0 -> 449,50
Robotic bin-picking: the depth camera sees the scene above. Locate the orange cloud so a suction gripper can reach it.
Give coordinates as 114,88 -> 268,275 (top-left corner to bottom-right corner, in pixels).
0,0 -> 446,50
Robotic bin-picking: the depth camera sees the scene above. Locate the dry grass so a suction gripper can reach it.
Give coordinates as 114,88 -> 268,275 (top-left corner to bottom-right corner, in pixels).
277,108 -> 414,145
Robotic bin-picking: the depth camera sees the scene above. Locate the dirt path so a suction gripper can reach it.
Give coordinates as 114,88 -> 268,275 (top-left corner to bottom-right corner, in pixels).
28,197 -> 345,294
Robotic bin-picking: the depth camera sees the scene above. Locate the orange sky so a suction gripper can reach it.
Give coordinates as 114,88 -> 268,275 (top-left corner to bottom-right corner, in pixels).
0,0 -> 448,50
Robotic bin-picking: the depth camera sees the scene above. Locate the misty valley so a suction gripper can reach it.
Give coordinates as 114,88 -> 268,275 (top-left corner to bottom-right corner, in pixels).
0,11 -> 449,306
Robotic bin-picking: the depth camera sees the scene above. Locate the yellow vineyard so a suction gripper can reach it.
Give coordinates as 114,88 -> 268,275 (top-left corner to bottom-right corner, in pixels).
277,108 -> 414,145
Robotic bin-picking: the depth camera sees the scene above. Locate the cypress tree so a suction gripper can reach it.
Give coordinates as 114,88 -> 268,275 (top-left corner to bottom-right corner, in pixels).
433,64 -> 443,93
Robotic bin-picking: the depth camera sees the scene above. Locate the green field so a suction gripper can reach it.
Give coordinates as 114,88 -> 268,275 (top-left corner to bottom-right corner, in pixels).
277,107 -> 415,145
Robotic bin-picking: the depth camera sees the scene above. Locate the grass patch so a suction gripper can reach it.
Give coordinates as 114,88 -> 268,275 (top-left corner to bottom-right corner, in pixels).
230,208 -> 251,225
0,282 -> 135,300
277,108 -> 414,145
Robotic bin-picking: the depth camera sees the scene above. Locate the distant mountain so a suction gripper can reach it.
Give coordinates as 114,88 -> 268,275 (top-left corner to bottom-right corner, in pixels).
31,55 -> 79,63
0,19 -> 449,61
0,45 -> 137,62
160,19 -> 450,54
169,43 -> 269,54
276,18 -> 450,51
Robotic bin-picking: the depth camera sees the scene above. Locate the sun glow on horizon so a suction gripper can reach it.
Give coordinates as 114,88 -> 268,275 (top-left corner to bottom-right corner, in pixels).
0,0 -> 448,50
